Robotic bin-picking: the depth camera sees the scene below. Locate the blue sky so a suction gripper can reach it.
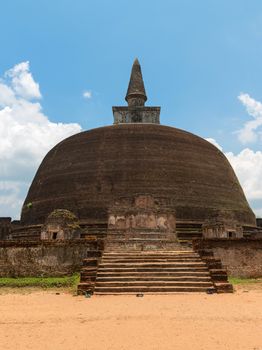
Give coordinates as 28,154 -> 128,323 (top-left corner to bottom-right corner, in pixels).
0,0 -> 262,218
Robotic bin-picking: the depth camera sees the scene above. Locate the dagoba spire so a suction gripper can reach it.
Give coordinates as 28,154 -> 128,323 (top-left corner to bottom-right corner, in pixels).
125,58 -> 147,106
112,59 -> 160,124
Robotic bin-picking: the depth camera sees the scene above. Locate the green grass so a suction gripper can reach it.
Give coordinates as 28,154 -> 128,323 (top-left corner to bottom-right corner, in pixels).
229,277 -> 262,285
1,275 -> 260,289
0,274 -> 80,289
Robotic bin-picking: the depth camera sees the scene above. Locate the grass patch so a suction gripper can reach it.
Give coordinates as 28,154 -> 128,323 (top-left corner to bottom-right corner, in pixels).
0,274 -> 80,289
229,277 -> 262,285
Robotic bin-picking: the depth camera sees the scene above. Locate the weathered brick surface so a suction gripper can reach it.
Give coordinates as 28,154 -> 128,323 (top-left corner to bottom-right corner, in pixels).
0,218 -> 12,240
193,239 -> 262,278
0,240 -> 100,277
21,124 -> 256,229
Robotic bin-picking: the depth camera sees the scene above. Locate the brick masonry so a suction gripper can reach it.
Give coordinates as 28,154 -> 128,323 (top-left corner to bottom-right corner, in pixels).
0,218 -> 12,240
0,240 -> 100,277
193,238 -> 262,278
1,238 -> 262,279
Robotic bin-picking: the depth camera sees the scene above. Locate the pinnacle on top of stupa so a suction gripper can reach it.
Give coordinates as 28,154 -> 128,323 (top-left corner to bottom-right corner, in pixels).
125,58 -> 147,106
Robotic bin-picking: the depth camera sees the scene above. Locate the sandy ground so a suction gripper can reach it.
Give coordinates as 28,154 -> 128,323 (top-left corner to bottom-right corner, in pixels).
0,286 -> 262,350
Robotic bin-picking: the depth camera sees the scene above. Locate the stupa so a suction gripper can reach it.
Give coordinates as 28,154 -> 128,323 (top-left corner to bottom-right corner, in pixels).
16,58 -> 256,243
3,59 -> 260,294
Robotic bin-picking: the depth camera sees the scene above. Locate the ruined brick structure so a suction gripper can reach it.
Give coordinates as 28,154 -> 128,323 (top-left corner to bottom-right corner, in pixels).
18,59 -> 256,239
41,209 -> 81,240
1,59 -> 261,294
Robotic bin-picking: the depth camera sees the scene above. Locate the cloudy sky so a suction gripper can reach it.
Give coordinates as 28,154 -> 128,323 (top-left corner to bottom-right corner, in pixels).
0,0 -> 262,219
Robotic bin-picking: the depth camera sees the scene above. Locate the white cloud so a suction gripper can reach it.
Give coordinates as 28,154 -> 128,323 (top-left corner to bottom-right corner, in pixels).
237,93 -> 262,144
0,84 -> 16,106
205,138 -> 223,151
83,90 -> 92,99
5,61 -> 41,100
0,181 -> 24,215
255,208 -> 262,217
206,138 -> 262,218
226,149 -> 262,201
0,61 -> 82,219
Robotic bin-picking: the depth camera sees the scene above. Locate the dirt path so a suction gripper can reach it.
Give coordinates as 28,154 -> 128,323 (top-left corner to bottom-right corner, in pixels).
0,286 -> 262,350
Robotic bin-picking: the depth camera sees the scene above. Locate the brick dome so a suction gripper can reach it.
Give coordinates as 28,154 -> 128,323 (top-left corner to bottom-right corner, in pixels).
21,123 -> 256,227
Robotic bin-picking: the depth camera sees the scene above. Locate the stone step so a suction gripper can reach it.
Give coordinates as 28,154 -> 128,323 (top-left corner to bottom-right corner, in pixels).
78,282 -> 95,294
100,252 -> 198,256
106,231 -> 174,234
106,232 -> 173,235
102,252 -> 199,256
102,255 -> 199,260
105,241 -> 190,251
175,226 -> 203,240
205,261 -> 223,269
177,235 -> 202,239
99,262 -> 206,268
100,260 -> 202,265
95,281 -> 213,287
210,269 -> 231,282
177,235 -> 202,238
197,249 -> 214,257
107,230 -> 175,236
214,282 -> 234,293
83,228 -> 107,232
88,256 -> 201,263
101,257 -> 201,262
81,233 -> 106,239
176,233 -> 202,237
176,223 -> 202,227
177,232 -> 202,240
106,236 -> 176,241
105,248 -> 192,252
102,250 -> 196,256
94,286 -> 214,294
101,257 -> 202,263
94,267 -> 209,273
96,271 -> 211,277
96,276 -> 212,282
209,268 -> 228,275
176,228 -> 202,232
106,238 -> 177,242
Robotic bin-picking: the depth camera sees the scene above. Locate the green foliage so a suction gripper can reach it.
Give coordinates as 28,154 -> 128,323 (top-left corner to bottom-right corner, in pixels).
0,274 -> 80,288
229,277 -> 262,285
67,223 -> 81,230
49,209 -> 77,220
46,209 -> 81,232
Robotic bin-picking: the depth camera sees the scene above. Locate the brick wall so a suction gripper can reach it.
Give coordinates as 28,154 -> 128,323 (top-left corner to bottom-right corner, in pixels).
0,240 -> 101,277
193,238 -> 262,278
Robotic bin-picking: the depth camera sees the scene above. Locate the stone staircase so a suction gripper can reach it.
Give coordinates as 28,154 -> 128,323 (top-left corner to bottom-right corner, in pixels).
77,248 -> 233,295
80,223 -> 108,240
176,222 -> 203,242
77,225 -> 233,295
196,249 -> 234,293
93,250 -> 215,294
